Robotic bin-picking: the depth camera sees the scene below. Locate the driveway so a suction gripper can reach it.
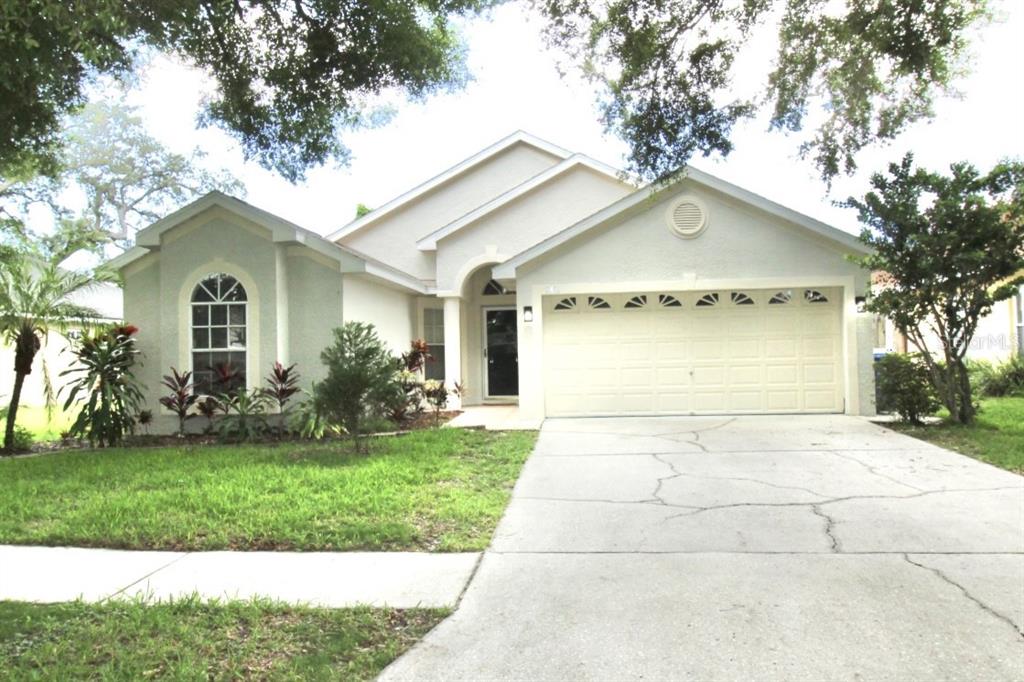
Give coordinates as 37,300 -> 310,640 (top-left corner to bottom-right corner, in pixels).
381,416 -> 1024,681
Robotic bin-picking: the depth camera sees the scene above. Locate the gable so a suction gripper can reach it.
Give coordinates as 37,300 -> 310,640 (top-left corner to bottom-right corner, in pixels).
435,165 -> 634,292
336,140 -> 565,280
508,180 -> 868,290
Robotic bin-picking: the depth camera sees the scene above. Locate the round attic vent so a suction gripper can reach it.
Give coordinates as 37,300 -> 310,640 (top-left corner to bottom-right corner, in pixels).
666,196 -> 708,239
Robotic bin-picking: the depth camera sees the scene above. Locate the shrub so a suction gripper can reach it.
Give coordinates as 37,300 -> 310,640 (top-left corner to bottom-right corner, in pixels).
874,353 -> 939,424
313,322 -> 397,450
263,362 -> 300,435
0,407 -> 33,453
216,388 -> 269,442
421,379 -> 451,426
61,325 -> 145,447
969,356 -> 1024,398
196,396 -> 221,434
159,368 -> 198,436
136,409 -> 153,435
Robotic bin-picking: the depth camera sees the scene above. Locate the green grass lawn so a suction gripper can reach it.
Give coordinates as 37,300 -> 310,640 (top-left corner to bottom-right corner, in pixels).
0,428 -> 536,551
0,598 -> 445,680
888,396 -> 1024,474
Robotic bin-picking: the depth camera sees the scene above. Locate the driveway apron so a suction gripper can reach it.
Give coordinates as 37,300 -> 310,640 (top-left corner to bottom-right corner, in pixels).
381,415 -> 1024,681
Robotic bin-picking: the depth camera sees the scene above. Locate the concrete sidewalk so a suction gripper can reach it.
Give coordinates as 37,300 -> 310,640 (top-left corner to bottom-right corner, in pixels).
0,545 -> 479,608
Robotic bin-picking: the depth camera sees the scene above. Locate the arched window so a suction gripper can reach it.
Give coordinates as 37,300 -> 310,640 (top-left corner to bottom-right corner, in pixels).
191,273 -> 247,395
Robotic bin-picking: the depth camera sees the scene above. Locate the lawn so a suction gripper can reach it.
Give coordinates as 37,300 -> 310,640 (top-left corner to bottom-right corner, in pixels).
0,428 -> 536,551
888,396 -> 1024,474
0,598 -> 445,680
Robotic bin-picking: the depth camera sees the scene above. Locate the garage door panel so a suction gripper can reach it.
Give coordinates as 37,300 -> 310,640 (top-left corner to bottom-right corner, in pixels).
543,288 -> 843,417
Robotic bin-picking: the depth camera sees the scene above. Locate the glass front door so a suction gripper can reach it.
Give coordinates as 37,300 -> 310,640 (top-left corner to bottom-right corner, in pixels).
485,308 -> 518,397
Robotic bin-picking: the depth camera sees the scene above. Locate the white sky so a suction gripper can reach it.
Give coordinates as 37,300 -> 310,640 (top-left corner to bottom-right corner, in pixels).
123,0 -> 1024,239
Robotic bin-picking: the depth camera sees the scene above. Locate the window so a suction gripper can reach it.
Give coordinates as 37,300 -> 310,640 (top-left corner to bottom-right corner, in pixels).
696,292 -> 719,307
423,308 -> 445,381
191,273 -> 247,395
587,296 -> 612,310
730,292 -> 754,306
769,290 -> 793,305
624,295 -> 648,309
804,289 -> 829,304
554,297 -> 577,311
482,280 -> 514,296
658,294 -> 682,308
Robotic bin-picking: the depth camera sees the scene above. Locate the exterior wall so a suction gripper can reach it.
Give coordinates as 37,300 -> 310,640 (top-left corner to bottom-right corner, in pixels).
512,181 -> 873,420
285,249 -> 344,385
342,274 -> 416,355
435,167 -> 634,294
0,331 -> 79,408
123,207 -> 352,434
339,142 -> 562,281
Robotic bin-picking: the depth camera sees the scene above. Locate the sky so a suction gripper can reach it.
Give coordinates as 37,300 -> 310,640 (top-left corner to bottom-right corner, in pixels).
122,0 -> 1024,239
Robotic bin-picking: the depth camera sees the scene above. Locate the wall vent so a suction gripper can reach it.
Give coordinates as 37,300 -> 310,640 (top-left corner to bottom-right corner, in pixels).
666,196 -> 708,238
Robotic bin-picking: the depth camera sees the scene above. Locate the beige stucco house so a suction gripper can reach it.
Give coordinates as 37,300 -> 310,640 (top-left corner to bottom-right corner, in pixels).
110,131 -> 883,433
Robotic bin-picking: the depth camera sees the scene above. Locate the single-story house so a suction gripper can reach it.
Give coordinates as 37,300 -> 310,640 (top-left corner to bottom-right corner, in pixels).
110,131 -> 881,433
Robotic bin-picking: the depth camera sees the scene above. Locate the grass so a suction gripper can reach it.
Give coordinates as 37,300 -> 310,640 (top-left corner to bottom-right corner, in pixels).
0,428 -> 536,551
0,598 -> 446,680
888,396 -> 1024,474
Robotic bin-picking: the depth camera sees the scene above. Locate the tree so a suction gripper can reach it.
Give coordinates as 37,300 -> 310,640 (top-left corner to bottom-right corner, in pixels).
0,237 -> 113,454
850,154 -> 1024,424
1,101 -> 242,251
536,0 -> 988,182
0,1 -> 488,181
313,322 -> 397,451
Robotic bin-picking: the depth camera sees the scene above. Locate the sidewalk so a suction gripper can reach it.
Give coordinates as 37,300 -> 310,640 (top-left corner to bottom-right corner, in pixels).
0,545 -> 479,608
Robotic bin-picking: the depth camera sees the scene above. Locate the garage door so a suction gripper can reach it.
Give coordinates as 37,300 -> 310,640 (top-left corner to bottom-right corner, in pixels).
543,288 -> 843,416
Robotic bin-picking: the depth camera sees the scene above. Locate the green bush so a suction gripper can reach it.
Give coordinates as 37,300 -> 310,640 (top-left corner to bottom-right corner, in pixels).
874,353 -> 939,424
61,325 -> 145,447
969,356 -> 1024,398
312,322 -> 398,449
0,415 -> 33,453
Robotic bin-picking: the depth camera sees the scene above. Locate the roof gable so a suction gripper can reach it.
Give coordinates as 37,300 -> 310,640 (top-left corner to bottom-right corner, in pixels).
415,154 -> 635,251
494,166 -> 869,279
326,131 -> 571,242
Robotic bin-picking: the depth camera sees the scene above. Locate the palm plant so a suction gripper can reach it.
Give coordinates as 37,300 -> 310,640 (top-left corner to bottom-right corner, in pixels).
0,253 -> 111,454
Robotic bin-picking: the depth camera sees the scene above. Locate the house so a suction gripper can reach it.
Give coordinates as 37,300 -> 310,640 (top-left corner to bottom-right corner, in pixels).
109,131 -> 878,433
872,272 -> 1024,362
0,282 -> 123,409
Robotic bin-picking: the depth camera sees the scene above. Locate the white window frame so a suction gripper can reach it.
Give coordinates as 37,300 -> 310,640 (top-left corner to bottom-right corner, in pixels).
190,274 -> 248,395
422,305 -> 445,381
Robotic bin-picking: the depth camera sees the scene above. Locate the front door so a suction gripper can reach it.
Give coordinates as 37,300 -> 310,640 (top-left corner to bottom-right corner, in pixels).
484,307 -> 519,397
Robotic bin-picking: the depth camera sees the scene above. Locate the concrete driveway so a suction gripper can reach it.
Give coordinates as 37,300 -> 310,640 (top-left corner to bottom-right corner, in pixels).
381,416 -> 1024,681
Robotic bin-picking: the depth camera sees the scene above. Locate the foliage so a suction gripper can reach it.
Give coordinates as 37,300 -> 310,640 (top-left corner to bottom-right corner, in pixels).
401,339 -> 432,374
0,239 -> 110,453
874,353 -> 939,424
313,322 -> 398,449
216,389 -> 269,443
136,409 -> 153,435
61,324 -> 144,447
537,0 -> 988,182
383,369 -> 424,424
0,405 -> 33,453
0,600 -> 447,681
968,356 -> 1024,398
0,428 -> 538,551
887,396 -> 1024,474
0,101 -> 242,251
290,392 -> 340,440
355,203 -> 373,218
195,396 -> 221,435
263,362 -> 300,412
158,367 -> 198,436
0,1 -> 489,181
852,154 -> 1024,424
421,379 -> 452,426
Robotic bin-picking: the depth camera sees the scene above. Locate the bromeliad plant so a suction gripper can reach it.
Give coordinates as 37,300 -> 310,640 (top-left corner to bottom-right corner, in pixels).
159,367 -> 198,436
61,324 -> 145,447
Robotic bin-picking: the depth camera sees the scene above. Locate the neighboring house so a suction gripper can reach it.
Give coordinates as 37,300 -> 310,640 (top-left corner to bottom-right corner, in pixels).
873,273 -> 1024,362
0,282 -> 123,408
109,131 -> 877,433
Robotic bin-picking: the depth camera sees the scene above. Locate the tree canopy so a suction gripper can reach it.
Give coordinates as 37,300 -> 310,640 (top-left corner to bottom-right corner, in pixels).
1,100 -> 241,252
0,0 -> 488,181
850,153 -> 1024,423
0,1 -> 994,184
537,0 -> 989,182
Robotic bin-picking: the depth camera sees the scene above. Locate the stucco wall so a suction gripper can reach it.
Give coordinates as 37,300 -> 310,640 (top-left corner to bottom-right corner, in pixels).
339,142 -> 563,281
512,181 -> 872,420
342,274 -> 415,355
435,166 -> 634,294
122,207 -> 361,434
0,331 -> 79,409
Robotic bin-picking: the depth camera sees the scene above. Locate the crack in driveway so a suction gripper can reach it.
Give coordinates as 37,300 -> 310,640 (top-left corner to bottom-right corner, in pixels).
812,505 -> 841,552
903,554 -> 1024,639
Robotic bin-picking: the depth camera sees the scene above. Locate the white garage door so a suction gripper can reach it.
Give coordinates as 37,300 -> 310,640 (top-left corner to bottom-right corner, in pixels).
543,288 -> 844,417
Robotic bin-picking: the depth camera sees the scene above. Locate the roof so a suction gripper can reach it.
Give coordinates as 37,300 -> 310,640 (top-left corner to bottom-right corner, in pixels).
325,131 -> 572,242
415,154 -> 636,251
105,192 -> 427,294
494,166 -> 870,279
